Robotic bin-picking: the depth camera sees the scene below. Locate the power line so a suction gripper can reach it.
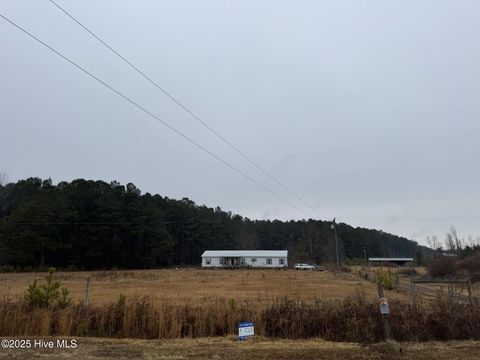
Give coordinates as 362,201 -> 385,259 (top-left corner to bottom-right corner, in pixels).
48,0 -> 317,213
0,13 -> 308,217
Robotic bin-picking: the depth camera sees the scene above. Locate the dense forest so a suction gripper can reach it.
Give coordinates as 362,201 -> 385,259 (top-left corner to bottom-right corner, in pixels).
0,178 -> 431,269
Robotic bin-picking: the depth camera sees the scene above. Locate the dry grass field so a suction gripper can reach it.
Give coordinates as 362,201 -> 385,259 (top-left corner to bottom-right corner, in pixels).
0,268 -> 408,305
1,337 -> 479,360
2,267 -> 480,347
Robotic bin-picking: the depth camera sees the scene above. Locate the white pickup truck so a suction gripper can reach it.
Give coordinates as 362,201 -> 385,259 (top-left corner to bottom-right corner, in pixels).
294,263 -> 315,270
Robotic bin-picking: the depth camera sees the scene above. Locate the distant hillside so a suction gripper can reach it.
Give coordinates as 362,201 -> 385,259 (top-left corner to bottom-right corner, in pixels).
0,178 -> 431,269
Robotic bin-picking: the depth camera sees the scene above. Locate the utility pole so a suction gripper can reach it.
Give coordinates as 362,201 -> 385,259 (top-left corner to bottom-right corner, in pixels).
331,218 -> 339,273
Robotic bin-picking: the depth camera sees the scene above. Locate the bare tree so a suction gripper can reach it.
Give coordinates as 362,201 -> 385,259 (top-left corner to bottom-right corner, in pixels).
445,226 -> 463,253
426,235 -> 441,250
444,231 -> 455,252
467,235 -> 480,248
452,227 -> 463,251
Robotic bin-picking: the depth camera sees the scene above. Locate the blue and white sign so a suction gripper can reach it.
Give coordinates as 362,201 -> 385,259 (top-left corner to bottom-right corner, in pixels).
238,322 -> 255,340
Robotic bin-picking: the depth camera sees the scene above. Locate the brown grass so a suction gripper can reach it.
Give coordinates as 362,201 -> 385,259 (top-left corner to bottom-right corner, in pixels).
1,292 -> 480,342
0,337 -> 480,360
0,268 -> 408,305
2,268 -> 480,345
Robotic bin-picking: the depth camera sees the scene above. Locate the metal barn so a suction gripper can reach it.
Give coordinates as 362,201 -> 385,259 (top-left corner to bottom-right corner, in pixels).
368,257 -> 414,266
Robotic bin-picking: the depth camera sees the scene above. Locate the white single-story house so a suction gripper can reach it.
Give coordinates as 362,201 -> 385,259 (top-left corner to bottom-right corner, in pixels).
201,250 -> 288,268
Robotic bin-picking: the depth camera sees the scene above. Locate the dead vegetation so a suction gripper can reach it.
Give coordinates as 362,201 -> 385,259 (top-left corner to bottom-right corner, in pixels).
1,268 -> 479,345
0,291 -> 479,342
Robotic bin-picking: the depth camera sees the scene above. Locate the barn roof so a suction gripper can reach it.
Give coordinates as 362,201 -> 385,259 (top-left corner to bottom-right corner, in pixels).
201,250 -> 288,258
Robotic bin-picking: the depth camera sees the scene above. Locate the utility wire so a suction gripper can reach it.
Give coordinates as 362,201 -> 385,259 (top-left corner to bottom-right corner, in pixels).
0,13 -> 308,217
48,0 -> 317,213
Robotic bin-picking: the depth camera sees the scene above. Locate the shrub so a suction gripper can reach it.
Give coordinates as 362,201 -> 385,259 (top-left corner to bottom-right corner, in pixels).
458,254 -> 480,276
429,256 -> 457,278
228,298 -> 236,311
118,293 -> 126,306
376,269 -> 396,290
369,340 -> 402,359
58,288 -> 72,308
345,258 -> 361,266
0,265 -> 15,273
24,267 -> 71,308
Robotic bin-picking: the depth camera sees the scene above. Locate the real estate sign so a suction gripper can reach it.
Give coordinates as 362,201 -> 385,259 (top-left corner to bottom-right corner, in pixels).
238,322 -> 254,340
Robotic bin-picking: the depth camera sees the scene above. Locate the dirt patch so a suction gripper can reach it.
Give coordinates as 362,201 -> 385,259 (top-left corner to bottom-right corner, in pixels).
0,337 -> 479,360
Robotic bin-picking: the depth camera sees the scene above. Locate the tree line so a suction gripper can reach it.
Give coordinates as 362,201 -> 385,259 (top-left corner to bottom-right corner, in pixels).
426,227 -> 480,258
0,178 -> 430,269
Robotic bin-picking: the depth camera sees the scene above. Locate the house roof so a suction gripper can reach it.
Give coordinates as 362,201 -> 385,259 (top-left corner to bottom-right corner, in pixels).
201,250 -> 288,258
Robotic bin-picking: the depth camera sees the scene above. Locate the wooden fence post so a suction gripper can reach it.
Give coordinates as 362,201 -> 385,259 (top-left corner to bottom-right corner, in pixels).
377,282 -> 391,340
410,280 -> 416,306
467,278 -> 474,306
84,277 -> 90,306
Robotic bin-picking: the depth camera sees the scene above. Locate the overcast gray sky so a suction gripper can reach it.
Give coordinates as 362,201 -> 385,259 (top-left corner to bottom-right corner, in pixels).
1,0 -> 480,245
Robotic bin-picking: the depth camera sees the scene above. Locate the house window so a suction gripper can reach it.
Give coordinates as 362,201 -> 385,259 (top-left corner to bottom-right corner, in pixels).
205,258 -> 211,265
251,258 -> 257,263
220,258 -> 226,265
279,258 -> 284,265
267,258 -> 272,265
240,258 -> 245,265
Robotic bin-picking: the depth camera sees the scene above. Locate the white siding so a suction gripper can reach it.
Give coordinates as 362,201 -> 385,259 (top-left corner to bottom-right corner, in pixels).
202,257 -> 221,267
